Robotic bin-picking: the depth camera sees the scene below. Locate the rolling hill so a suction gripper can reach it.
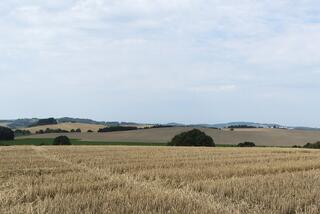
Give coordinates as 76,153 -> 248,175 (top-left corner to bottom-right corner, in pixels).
23,122 -> 105,133
19,127 -> 320,146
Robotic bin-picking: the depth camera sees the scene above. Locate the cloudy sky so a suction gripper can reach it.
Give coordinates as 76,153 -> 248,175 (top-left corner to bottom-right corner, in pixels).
1,0 -> 320,126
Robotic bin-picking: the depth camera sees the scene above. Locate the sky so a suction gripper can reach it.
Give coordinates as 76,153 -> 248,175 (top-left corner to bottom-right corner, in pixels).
1,0 -> 320,127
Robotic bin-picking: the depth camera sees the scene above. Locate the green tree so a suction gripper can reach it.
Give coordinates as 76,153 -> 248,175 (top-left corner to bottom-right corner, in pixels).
98,126 -> 138,132
168,129 -> 215,147
30,118 -> 57,127
238,142 -> 256,147
0,126 -> 14,141
303,141 -> 320,149
53,136 -> 71,145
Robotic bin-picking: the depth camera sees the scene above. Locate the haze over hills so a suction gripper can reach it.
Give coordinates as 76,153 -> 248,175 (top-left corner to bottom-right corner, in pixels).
1,118 -> 138,129
2,117 -> 320,130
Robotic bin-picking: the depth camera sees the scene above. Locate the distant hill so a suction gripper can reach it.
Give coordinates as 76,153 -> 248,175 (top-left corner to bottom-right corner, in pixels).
0,120 -> 12,123
206,122 -> 284,129
5,117 -> 106,128
291,127 -> 320,131
29,118 -> 58,127
0,120 -> 12,128
57,117 -> 106,125
2,117 -> 319,131
19,127 -> 320,147
24,122 -> 105,133
8,118 -> 38,128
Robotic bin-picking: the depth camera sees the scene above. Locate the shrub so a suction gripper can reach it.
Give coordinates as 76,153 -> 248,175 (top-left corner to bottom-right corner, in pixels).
150,125 -> 174,129
303,141 -> 320,149
37,130 -> 44,134
228,125 -> 258,129
87,130 -> 93,133
75,128 -> 82,133
98,126 -> 138,132
238,142 -> 256,147
36,128 -> 68,134
168,129 -> 215,147
53,136 -> 71,145
0,126 -> 14,141
14,129 -> 31,137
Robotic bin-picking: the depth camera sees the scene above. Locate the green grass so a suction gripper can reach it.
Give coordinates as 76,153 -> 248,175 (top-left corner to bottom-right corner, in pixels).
215,144 -> 236,147
0,139 -> 166,146
0,138 -> 240,147
73,141 -> 166,146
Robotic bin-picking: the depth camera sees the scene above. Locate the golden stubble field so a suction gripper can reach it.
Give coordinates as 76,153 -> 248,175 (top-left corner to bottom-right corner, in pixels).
1,146 -> 320,213
24,123 -> 106,133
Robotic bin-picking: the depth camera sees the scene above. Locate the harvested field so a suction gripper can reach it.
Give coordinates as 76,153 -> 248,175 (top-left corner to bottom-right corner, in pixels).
1,146 -> 320,213
19,127 -> 320,146
24,122 -> 105,133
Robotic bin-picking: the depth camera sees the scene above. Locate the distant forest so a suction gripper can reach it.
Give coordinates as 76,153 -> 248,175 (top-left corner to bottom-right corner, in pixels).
227,125 -> 262,129
29,118 -> 58,127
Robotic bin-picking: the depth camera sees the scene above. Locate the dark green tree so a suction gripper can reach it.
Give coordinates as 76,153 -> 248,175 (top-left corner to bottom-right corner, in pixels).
14,129 -> 31,137
98,126 -> 138,132
53,136 -> 71,145
0,126 -> 14,141
303,141 -> 320,149
30,118 -> 57,127
168,129 -> 215,147
238,142 -> 256,147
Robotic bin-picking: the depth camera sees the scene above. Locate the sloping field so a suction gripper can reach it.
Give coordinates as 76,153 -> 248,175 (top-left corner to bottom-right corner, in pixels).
20,127 -> 320,146
0,122 -> 9,127
24,122 -> 105,133
1,146 -> 320,213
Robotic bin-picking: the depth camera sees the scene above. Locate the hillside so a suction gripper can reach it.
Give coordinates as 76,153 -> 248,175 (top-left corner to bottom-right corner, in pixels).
4,117 -> 320,130
23,122 -> 105,133
57,117 -> 106,125
19,127 -> 320,146
4,117 -> 154,129
0,122 -> 10,127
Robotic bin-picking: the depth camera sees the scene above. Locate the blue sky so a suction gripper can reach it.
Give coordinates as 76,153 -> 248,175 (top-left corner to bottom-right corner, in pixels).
1,0 -> 320,126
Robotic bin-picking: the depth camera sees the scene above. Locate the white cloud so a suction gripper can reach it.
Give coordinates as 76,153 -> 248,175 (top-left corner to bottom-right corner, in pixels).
1,0 -> 320,125
189,85 -> 237,93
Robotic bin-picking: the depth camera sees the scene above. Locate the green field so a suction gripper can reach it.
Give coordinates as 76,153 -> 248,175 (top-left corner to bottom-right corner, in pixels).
0,138 -> 237,147
0,139 -> 166,146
